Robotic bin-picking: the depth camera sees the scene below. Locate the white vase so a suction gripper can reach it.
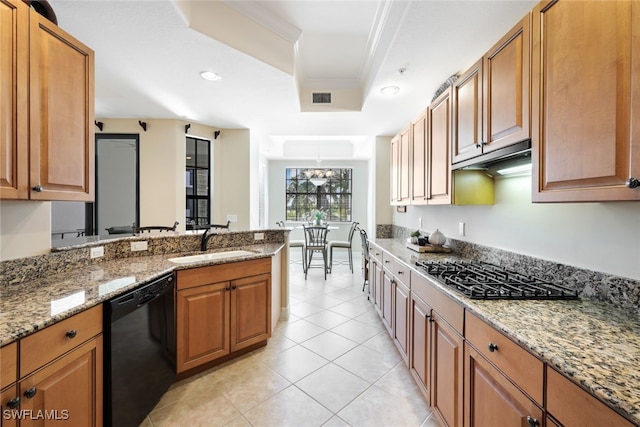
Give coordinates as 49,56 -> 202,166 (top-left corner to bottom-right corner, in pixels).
429,229 -> 446,246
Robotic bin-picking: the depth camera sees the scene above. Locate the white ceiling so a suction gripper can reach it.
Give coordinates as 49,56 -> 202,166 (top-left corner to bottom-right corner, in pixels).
49,0 -> 537,160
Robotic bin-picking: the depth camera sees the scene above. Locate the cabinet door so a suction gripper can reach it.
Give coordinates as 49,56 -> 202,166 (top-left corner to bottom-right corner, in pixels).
372,260 -> 383,315
464,343 -> 542,427
230,273 -> 270,352
428,88 -> 452,205
0,0 -> 28,199
381,269 -> 393,335
452,58 -> 483,164
399,126 -> 411,203
390,134 -> 400,204
393,280 -> 409,364
483,13 -> 530,152
176,282 -> 230,373
29,11 -> 94,201
19,336 -> 103,427
409,294 -> 431,403
411,110 -> 429,204
431,313 -> 463,427
532,0 -> 640,201
1,385 -> 18,427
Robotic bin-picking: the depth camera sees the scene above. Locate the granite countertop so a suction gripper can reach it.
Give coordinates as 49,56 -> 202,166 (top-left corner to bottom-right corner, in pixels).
0,243 -> 283,347
373,238 -> 640,425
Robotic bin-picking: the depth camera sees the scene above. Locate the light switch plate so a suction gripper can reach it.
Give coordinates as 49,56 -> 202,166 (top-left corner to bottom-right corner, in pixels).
226,214 -> 238,223
130,241 -> 148,251
459,222 -> 465,236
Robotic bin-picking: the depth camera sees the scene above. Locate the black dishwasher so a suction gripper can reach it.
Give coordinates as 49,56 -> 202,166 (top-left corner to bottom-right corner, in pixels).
104,273 -> 176,427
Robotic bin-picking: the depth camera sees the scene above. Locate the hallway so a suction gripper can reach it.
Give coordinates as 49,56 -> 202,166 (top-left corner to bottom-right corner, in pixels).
142,252 -> 437,426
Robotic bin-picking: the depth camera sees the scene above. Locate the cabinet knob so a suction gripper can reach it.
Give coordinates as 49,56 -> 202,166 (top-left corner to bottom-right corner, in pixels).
7,397 -> 20,409
231,285 -> 237,290
626,177 -> 639,189
23,388 -> 37,399
526,416 -> 539,427
225,286 -> 231,291
32,185 -> 43,192
65,329 -> 77,339
488,343 -> 499,352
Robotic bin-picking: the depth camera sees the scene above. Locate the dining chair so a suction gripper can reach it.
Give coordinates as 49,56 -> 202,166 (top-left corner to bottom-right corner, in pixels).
278,221 -> 306,272
359,228 -> 370,292
328,221 -> 359,273
303,225 -> 329,279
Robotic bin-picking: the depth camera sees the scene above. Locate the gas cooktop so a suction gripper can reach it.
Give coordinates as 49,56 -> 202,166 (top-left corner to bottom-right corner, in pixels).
415,260 -> 578,300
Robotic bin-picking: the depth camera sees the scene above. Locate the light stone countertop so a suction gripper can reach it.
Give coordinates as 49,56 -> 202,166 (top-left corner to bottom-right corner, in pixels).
0,243 -> 283,347
373,238 -> 640,426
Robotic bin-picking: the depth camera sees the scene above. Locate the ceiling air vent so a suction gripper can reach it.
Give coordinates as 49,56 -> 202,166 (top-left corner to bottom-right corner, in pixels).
312,92 -> 332,104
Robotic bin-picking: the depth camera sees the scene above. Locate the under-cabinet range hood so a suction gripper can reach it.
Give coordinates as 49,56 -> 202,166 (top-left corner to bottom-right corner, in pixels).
452,139 -> 532,177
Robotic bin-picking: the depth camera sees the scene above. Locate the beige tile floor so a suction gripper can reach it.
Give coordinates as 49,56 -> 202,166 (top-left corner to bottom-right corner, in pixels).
141,251 -> 440,427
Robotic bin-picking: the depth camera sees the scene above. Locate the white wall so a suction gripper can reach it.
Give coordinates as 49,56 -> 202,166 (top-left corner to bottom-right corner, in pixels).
0,201 -> 51,260
212,129 -> 251,230
267,159 -> 370,243
392,174 -> 640,280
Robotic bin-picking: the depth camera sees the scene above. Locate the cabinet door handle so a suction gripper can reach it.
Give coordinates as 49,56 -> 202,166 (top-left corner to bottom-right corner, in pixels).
24,388 -> 37,399
626,177 -> 639,189
7,397 -> 20,409
526,416 -> 539,427
488,343 -> 499,352
32,185 -> 43,192
397,271 -> 403,275
65,329 -> 77,339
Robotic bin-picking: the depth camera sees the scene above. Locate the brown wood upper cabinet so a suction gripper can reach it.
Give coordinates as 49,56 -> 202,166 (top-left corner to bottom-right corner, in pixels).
0,0 -> 95,201
452,13 -> 531,166
390,126 -> 411,205
532,0 -> 640,202
427,88 -> 453,205
410,109 -> 429,205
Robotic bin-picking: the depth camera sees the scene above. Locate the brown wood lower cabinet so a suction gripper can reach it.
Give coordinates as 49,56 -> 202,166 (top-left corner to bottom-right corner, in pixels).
176,258 -> 271,374
393,279 -> 410,364
546,366 -> 635,427
381,268 -> 394,335
19,337 -> 103,427
431,312 -> 464,427
0,305 -> 103,427
464,343 -> 542,427
409,293 -> 432,403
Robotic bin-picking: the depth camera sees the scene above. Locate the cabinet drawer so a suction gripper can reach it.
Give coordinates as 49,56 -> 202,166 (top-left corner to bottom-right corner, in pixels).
383,255 -> 410,288
177,258 -> 271,290
465,311 -> 543,404
369,242 -> 383,264
410,271 -> 463,334
20,305 -> 103,377
546,366 -> 635,427
0,342 -> 17,389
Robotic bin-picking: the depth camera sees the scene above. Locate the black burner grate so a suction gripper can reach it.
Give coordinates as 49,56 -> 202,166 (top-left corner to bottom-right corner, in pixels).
416,261 -> 578,300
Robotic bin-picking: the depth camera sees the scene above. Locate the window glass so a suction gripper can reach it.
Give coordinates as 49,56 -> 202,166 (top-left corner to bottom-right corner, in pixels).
285,168 -> 352,222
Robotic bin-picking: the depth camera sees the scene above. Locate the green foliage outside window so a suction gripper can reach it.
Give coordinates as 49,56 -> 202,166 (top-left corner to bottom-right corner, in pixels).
285,168 -> 352,222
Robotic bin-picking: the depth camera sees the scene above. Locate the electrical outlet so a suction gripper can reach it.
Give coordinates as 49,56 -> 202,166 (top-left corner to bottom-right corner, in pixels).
419,218 -> 422,228
130,241 -> 148,252
254,232 -> 264,240
459,222 -> 466,236
90,246 -> 104,259
226,214 -> 238,223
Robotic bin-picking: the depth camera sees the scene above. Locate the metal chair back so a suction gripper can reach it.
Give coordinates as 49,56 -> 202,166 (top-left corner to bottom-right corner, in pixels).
304,225 -> 329,248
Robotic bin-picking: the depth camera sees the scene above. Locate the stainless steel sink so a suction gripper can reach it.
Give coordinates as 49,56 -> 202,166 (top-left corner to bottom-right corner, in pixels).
167,250 -> 256,264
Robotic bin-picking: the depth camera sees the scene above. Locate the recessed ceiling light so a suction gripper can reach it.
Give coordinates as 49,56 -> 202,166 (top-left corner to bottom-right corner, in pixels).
200,71 -> 221,81
381,86 -> 399,95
